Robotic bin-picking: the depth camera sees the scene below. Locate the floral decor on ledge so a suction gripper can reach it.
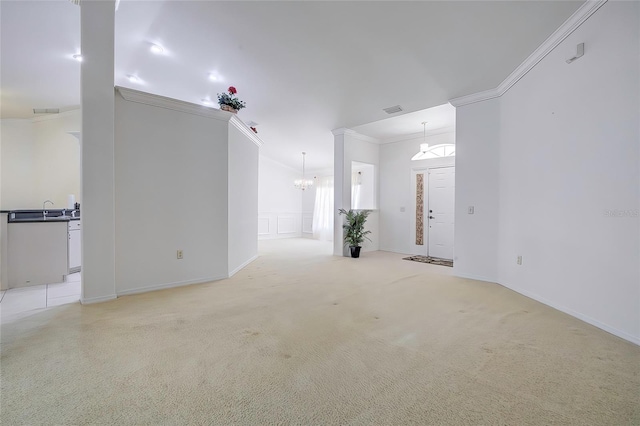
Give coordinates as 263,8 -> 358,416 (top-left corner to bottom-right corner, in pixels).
217,86 -> 246,113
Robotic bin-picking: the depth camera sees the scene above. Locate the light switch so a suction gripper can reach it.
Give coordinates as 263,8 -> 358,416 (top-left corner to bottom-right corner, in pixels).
468,206 -> 474,214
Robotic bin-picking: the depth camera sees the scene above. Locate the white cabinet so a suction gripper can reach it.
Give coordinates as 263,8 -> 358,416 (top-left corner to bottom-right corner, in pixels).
7,222 -> 68,288
68,220 -> 81,273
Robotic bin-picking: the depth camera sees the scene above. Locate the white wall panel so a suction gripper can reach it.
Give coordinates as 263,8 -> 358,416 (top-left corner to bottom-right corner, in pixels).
277,216 -> 296,234
258,217 -> 270,235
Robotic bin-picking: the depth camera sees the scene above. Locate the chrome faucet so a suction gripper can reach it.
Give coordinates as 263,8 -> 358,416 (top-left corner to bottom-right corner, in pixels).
43,200 -> 54,219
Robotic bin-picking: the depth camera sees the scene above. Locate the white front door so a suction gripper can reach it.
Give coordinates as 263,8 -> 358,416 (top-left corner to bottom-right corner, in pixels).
427,166 -> 455,260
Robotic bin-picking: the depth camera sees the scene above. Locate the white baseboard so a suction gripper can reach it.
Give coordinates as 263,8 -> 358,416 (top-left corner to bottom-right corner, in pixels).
258,233 -> 302,240
80,294 -> 117,305
452,271 -> 639,346
229,255 -> 259,277
453,271 -> 498,284
499,282 -> 640,346
117,275 -> 227,297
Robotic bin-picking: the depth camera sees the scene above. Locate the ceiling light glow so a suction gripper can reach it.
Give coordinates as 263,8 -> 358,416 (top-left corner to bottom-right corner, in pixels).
127,74 -> 139,83
150,43 -> 164,54
72,54 -> 83,62
208,73 -> 218,81
201,99 -> 213,105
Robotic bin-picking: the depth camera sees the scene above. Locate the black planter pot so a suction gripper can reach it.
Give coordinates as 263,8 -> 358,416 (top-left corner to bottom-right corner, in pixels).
350,246 -> 362,258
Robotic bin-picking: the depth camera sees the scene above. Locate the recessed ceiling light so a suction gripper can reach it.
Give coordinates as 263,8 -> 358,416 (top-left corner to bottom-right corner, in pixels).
201,99 -> 213,106
127,74 -> 139,83
208,73 -> 218,81
72,54 -> 83,62
150,43 -> 164,54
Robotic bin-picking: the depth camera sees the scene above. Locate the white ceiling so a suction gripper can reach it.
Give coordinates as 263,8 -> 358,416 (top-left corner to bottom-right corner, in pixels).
0,0 -> 584,171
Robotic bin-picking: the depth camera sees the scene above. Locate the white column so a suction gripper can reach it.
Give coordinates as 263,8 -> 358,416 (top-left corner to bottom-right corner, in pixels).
80,0 -> 116,303
332,129 -> 350,256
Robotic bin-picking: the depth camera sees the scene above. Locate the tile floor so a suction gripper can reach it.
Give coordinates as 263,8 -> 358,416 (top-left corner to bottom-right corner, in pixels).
0,273 -> 81,323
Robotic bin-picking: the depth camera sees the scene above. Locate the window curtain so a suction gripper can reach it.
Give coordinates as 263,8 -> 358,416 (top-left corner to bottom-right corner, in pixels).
312,176 -> 334,241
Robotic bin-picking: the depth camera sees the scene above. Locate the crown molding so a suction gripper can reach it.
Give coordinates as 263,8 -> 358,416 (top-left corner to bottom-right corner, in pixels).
331,127 -> 353,136
449,0 -> 608,108
230,116 -> 263,147
117,86 -> 263,147
331,127 -> 380,144
449,88 -> 501,108
117,86 -> 230,121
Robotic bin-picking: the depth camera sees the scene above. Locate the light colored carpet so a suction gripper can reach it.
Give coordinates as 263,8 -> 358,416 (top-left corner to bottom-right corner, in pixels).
1,239 -> 639,425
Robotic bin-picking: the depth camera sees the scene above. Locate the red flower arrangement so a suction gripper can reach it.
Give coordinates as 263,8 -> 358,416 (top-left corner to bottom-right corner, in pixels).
217,86 -> 246,111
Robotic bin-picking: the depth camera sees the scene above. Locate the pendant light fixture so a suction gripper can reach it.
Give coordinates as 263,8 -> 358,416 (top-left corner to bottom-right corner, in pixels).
294,152 -> 314,191
411,120 -> 456,160
411,121 -> 429,161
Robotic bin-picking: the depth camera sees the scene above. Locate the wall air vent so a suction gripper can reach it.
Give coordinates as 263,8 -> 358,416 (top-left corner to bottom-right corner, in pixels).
383,105 -> 403,114
33,108 -> 60,114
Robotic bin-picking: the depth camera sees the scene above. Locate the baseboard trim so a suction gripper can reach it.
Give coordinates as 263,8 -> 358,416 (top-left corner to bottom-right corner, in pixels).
453,271 -> 498,284
452,271 -> 639,345
80,294 -> 117,305
228,255 -> 259,278
499,282 -> 640,346
117,275 -> 227,297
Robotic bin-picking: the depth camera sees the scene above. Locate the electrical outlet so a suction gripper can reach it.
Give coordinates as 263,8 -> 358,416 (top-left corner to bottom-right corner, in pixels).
517,255 -> 522,265
177,250 -> 183,260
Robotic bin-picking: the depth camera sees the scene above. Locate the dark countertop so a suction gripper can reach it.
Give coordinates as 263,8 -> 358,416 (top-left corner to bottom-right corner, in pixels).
9,217 -> 80,223
5,209 -> 81,223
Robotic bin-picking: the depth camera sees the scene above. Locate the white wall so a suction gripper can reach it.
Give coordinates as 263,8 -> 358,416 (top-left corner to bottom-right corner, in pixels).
379,133 -> 455,255
454,1 -> 639,343
114,91 -> 229,294
454,101 -> 501,282
1,119 -> 35,209
333,129 -> 380,256
80,1 -> 117,304
0,110 -> 80,210
258,155 -> 304,239
32,111 -> 81,208
228,125 -> 259,275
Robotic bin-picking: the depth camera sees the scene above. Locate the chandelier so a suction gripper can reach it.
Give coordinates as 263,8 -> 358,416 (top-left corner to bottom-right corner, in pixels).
294,152 -> 314,191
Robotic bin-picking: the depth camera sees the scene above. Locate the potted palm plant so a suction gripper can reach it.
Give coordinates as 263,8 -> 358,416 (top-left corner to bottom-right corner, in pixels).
339,208 -> 371,258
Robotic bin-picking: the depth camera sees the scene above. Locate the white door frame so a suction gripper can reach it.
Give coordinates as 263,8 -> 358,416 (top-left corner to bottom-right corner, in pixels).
410,165 -> 455,256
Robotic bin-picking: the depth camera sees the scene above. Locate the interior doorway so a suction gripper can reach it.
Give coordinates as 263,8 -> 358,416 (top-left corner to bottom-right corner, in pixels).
412,166 -> 455,260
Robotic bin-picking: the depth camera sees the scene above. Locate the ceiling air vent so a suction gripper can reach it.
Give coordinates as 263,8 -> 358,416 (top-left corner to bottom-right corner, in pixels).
33,108 -> 60,114
383,105 -> 403,114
